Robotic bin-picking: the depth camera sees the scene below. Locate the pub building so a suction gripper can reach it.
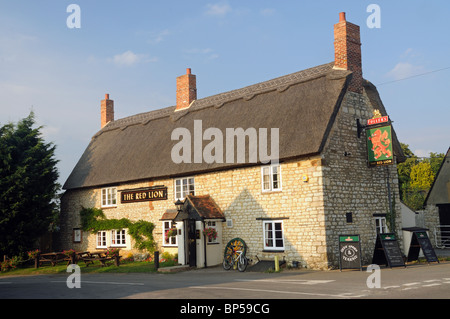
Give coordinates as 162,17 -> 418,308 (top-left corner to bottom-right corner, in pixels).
57,13 -> 406,270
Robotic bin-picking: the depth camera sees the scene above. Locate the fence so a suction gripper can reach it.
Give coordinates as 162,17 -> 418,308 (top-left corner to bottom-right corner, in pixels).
434,225 -> 450,248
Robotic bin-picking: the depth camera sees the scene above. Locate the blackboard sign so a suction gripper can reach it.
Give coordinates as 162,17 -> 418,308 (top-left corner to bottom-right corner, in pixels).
407,231 -> 439,263
372,233 -> 406,268
339,235 -> 362,271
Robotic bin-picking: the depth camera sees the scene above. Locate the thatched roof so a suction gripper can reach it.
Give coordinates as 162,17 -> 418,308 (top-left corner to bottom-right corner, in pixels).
63,62 -> 402,190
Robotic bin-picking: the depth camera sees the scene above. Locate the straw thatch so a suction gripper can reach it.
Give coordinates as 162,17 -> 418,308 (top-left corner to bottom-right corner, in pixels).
63,63 -> 402,190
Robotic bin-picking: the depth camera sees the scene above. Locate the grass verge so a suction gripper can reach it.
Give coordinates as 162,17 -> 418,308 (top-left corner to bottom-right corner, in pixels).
0,259 -> 178,277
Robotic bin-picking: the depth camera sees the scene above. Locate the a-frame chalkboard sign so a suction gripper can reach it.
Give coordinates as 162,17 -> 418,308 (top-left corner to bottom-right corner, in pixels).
338,234 -> 363,271
407,231 -> 439,264
372,233 -> 406,268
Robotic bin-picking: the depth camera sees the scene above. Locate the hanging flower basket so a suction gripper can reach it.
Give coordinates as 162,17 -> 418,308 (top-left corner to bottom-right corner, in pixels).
165,228 -> 177,241
203,227 -> 218,241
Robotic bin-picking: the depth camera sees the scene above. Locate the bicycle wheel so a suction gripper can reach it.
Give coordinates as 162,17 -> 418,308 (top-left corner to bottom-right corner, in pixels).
237,256 -> 248,272
223,258 -> 232,270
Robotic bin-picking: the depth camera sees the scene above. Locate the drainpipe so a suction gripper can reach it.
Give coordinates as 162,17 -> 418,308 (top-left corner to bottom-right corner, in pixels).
202,219 -> 207,268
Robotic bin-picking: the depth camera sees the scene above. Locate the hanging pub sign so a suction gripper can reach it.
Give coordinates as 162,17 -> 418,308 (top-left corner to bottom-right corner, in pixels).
338,234 -> 363,271
365,110 -> 393,167
407,231 -> 439,264
121,186 -> 168,203
372,233 -> 406,268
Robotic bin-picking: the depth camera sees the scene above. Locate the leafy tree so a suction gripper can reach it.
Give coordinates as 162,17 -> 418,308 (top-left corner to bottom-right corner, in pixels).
397,143 -> 444,210
410,162 -> 434,190
0,112 -> 60,258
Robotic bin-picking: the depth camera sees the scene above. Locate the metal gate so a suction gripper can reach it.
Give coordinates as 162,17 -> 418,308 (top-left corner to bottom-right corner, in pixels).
434,225 -> 450,248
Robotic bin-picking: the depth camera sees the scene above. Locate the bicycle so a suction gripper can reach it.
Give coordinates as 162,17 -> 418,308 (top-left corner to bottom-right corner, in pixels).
223,248 -> 248,272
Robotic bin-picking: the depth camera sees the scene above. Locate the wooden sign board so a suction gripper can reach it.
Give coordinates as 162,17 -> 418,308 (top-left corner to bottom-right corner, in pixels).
121,187 -> 168,203
372,233 -> 406,268
339,235 -> 362,271
407,231 -> 439,264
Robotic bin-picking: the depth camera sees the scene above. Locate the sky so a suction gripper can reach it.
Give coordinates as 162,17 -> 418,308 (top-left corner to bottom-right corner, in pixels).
0,1 -> 449,187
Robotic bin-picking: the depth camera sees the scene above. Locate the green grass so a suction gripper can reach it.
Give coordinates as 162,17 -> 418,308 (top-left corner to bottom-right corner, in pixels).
0,259 -> 178,277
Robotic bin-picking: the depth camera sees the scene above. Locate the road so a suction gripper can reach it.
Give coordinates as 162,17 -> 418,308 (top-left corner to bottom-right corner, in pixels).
1,262 -> 449,303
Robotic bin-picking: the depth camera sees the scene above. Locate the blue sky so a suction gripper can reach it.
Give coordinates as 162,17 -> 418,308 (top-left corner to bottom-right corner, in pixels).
1,1 -> 449,186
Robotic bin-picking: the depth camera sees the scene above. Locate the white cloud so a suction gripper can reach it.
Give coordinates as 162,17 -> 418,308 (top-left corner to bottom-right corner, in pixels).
386,62 -> 426,80
108,50 -> 157,67
414,149 -> 433,158
183,48 -> 219,61
147,29 -> 170,44
205,3 -> 232,16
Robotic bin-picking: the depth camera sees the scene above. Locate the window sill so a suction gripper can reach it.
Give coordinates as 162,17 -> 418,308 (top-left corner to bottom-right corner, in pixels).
261,190 -> 282,194
101,206 -> 117,210
262,250 -> 285,253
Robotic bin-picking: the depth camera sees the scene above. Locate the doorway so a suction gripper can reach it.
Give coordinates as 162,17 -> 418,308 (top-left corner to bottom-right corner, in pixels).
187,219 -> 197,267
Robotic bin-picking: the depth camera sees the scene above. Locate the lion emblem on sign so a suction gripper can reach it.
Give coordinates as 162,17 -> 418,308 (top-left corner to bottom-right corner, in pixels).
368,128 -> 391,160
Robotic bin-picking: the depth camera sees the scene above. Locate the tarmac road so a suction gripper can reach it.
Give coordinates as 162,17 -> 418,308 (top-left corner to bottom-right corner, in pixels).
1,261 -> 450,301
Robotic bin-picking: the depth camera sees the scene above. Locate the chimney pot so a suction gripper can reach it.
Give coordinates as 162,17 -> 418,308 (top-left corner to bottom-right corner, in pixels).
101,93 -> 114,128
339,12 -> 346,22
176,68 -> 197,111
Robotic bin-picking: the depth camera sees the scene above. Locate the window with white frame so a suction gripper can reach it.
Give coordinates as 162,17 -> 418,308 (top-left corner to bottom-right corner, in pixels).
111,229 -> 127,247
101,187 -> 117,207
205,221 -> 218,244
375,216 -> 388,234
163,221 -> 177,246
174,177 -> 195,200
261,165 -> 281,192
263,220 -> 285,251
97,231 -> 107,248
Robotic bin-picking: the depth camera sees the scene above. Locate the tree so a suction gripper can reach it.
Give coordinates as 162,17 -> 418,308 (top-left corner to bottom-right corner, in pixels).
410,162 -> 434,190
0,112 -> 60,258
397,143 -> 445,210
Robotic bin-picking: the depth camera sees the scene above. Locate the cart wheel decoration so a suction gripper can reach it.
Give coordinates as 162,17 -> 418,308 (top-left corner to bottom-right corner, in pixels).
223,238 -> 247,263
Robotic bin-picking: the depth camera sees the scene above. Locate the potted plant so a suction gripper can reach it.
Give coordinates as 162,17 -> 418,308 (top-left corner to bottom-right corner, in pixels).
27,249 -> 40,268
27,249 -> 40,259
63,249 -> 76,264
106,248 -> 121,266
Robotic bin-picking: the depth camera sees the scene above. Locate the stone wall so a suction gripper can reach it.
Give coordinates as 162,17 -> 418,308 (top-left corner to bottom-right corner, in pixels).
321,91 -> 403,267
57,91 -> 403,270
58,155 -> 329,268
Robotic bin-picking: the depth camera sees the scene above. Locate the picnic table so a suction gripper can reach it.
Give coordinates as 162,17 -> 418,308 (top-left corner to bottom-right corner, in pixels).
78,251 -> 121,267
38,252 -> 67,266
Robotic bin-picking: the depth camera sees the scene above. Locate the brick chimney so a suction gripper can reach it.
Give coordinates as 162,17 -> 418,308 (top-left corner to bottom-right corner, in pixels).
334,12 -> 363,93
176,68 -> 197,111
101,93 -> 114,128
